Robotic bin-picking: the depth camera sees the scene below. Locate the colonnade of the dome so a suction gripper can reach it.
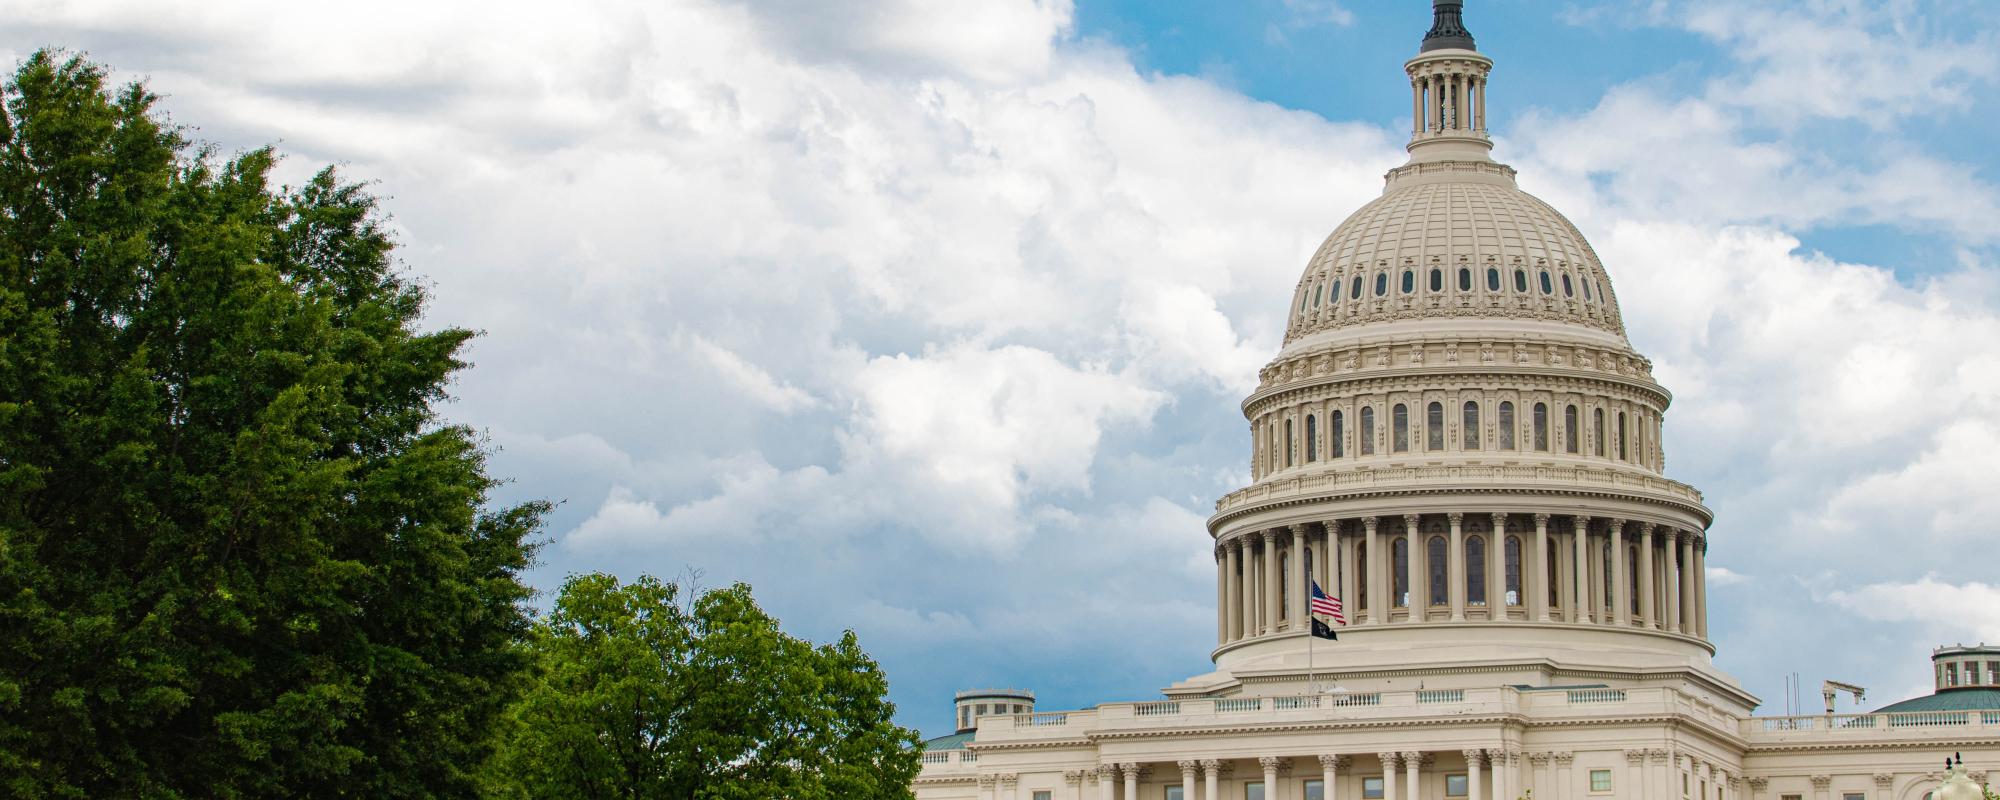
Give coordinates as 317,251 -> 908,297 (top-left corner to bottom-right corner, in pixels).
1212,512 -> 1709,651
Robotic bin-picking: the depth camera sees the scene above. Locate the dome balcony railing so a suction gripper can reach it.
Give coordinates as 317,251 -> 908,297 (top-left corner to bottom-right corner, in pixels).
1215,462 -> 1706,516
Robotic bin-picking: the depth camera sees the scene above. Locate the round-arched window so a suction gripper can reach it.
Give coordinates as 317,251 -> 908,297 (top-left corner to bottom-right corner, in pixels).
1458,267 -> 1472,291
1375,272 -> 1389,297
1562,274 -> 1574,297
1582,277 -> 1593,301
1429,268 -> 1443,292
1314,283 -> 1324,307
1514,269 -> 1529,293
1539,271 -> 1554,295
1401,269 -> 1415,294
1350,275 -> 1363,300
1486,268 -> 1501,291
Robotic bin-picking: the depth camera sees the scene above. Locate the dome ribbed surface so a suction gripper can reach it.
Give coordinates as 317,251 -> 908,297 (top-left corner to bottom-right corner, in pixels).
1285,179 -> 1628,345
1871,688 -> 2000,714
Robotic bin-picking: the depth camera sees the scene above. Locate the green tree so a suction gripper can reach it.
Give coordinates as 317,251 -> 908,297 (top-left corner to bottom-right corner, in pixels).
0,50 -> 544,798
490,574 -> 922,800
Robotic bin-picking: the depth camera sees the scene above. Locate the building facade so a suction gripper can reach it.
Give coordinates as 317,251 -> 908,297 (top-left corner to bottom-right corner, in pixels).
912,4 -> 2000,800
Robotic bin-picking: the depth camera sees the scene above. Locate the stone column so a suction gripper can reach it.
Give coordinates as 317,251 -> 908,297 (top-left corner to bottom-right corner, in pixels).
1495,750 -> 1515,800
1097,764 -> 1115,800
1476,75 -> 1487,130
1488,513 -> 1507,618
1380,753 -> 1400,800
1292,525 -> 1310,631
1366,517 -> 1384,625
1002,773 -> 1019,800
1810,774 -> 1831,800
1261,757 -> 1281,800
1694,534 -> 1709,638
1227,538 -> 1244,641
1337,521 -> 1357,619
1610,520 -> 1629,626
979,775 -> 996,800
1871,773 -> 1892,800
1465,750 -> 1485,800
1571,518 -> 1592,623
1065,770 -> 1085,800
1554,753 -> 1574,800
1626,751 -> 1647,800
1449,513 -> 1467,621
1650,749 -> 1670,800
1403,752 -> 1421,800
1678,532 -> 1696,635
1533,514 -> 1552,622
1747,776 -> 1768,800
1123,762 -> 1139,800
1217,544 -> 1228,646
1179,761 -> 1198,800
1204,760 -> 1223,800
1664,530 -> 1683,633
1320,755 -> 1342,800
1528,752 -> 1550,800
1638,524 -> 1657,629
1412,78 -> 1424,135
1405,514 -> 1425,617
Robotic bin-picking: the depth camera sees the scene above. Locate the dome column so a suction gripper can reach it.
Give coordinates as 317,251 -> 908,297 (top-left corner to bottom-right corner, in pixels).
1405,515 -> 1426,620
1380,753 -> 1400,800
1448,513 -> 1467,621
1610,519 -> 1629,627
1263,530 -> 1281,634
1465,750 -> 1485,800
1533,514 -> 1552,622
1637,523 -> 1657,629
1572,517 -> 1593,624
1291,524 -> 1310,631
1694,534 -> 1709,638
1664,530 -> 1683,634
1487,513 -> 1506,619
1226,538 -> 1244,642
1678,531 -> 1696,635
1366,517 -> 1385,625
1215,544 -> 1227,646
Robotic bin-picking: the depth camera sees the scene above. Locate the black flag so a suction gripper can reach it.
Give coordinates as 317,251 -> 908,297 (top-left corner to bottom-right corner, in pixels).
1311,617 -> 1339,641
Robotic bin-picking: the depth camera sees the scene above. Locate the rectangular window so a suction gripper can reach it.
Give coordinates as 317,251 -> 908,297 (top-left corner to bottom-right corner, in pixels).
1305,779 -> 1324,800
1781,795 -> 1802,800
1035,793 -> 1053,800
1844,793 -> 1867,800
1590,769 -> 1613,792
1447,774 -> 1469,796
1165,789 -> 1183,800
1246,782 -> 1265,800
1363,777 -> 1385,799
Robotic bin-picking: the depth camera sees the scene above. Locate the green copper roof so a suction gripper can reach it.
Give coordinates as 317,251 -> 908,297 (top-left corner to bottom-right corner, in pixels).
923,731 -> 975,751
1873,688 -> 2000,714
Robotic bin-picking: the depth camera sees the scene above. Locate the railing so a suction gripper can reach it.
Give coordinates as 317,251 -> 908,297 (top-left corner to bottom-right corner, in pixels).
1330,693 -> 1382,707
921,752 -> 949,764
1134,701 -> 1181,717
1014,712 -> 1068,727
1214,463 -> 1705,514
1743,710 -> 1999,736
1274,696 -> 1319,710
1567,689 -> 1626,704
1418,690 -> 1465,704
1217,698 -> 1264,713
961,753 -> 977,763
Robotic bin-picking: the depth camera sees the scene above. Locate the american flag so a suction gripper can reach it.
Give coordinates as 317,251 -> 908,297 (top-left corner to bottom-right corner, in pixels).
1310,580 -> 1346,625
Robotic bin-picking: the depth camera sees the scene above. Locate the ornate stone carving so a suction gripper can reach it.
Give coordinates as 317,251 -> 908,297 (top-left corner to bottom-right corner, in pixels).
1178,760 -> 1199,777
977,775 -> 997,789
1625,749 -> 1646,765
1553,752 -> 1574,766
1064,770 -> 1086,786
1809,775 -> 1831,788
1649,749 -> 1670,764
1379,752 -> 1401,768
1319,754 -> 1347,769
1259,756 -> 1281,772
1463,749 -> 1486,766
999,774 -> 1018,787
1747,777 -> 1768,791
1873,773 -> 1894,787
1527,752 -> 1551,766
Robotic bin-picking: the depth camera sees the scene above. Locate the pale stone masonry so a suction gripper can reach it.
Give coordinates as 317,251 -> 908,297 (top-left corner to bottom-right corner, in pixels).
913,3 -> 2000,800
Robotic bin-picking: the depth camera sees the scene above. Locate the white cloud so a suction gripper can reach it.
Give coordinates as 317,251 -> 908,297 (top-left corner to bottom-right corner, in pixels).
680,333 -> 818,414
1825,576 -> 2000,645
1707,566 -> 1750,587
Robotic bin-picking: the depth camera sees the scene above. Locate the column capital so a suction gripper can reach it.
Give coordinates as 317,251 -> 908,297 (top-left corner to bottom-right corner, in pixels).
1873,773 -> 1894,787
1609,518 -> 1626,533
1064,770 -> 1086,786
1553,752 -> 1575,765
1462,749 -> 1486,766
1634,521 -> 1655,536
1572,515 -> 1591,529
1400,750 -> 1423,762
1324,519 -> 1344,535
1364,516 -> 1380,533
1319,753 -> 1347,769
1257,529 -> 1279,545
1648,748 -> 1670,764
1178,760 -> 1199,776
1291,523 -> 1311,537
1258,755 -> 1281,770
1624,749 -> 1647,765
1403,513 -> 1420,528
1096,764 -> 1118,778
1533,512 -> 1550,525
1527,752 -> 1550,766
1226,536 -> 1243,552
1809,775 -> 1831,789
1448,511 -> 1464,524
1491,512 -> 1509,528
1747,777 -> 1768,790
1200,759 -> 1221,773
999,774 -> 1018,787
1215,542 -> 1226,561
978,775 -> 997,788
1379,752 -> 1401,768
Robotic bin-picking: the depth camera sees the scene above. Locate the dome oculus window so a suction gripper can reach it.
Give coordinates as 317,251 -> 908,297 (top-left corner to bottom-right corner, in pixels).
1514,269 -> 1529,293
1429,268 -> 1443,292
1458,268 -> 1472,292
1375,272 -> 1389,297
1400,269 -> 1415,295
1351,276 -> 1363,300
1581,278 -> 1593,301
1562,274 -> 1574,297
1314,283 -> 1324,307
1486,268 -> 1501,291
1539,271 -> 1554,295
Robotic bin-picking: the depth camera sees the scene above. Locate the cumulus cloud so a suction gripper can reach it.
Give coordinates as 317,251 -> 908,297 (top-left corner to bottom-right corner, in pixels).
1825,577 -> 2000,645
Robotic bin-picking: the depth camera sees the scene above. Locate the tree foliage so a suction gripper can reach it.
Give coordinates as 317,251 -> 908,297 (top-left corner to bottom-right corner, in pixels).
489,574 -> 922,800
0,50 -> 544,798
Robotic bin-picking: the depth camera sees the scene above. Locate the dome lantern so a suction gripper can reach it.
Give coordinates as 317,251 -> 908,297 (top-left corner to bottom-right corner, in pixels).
1404,0 -> 1494,165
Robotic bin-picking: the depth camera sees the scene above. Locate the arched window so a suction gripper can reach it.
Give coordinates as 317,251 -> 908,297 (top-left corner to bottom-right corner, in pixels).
1564,405 -> 1580,454
1361,407 -> 1377,455
1582,277 -> 1593,301
1300,289 -> 1310,313
1279,551 -> 1290,620
1429,268 -> 1443,292
1375,272 -> 1389,296
1314,282 -> 1324,307
1306,414 -> 1319,462
1393,404 -> 1410,452
1562,273 -> 1574,297
1351,275 -> 1363,299
1498,401 -> 1516,450
1514,269 -> 1529,293
1285,418 -> 1295,467
1428,535 -> 1448,607
1401,269 -> 1415,294
1462,401 -> 1481,450
1467,535 -> 1488,606
1356,541 -> 1369,610
1532,402 -> 1549,451
1618,411 -> 1629,460
1426,402 -> 1444,450
1547,546 -> 1561,607
1505,536 -> 1523,606
1392,537 -> 1409,607
1486,267 -> 1501,291
1593,408 -> 1606,457
1332,410 -> 1346,458
1601,534 -> 1614,610
1458,267 -> 1472,291
1629,546 -> 1641,614
1539,271 -> 1554,295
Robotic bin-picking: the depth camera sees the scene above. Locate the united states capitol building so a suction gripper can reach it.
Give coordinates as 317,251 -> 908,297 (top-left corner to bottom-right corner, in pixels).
911,4 -> 2000,800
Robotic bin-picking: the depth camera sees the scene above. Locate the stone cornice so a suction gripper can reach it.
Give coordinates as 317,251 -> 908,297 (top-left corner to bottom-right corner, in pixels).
1253,337 -> 1658,404
1246,366 -> 1670,417
1083,712 -> 1523,742
1209,473 -> 1711,530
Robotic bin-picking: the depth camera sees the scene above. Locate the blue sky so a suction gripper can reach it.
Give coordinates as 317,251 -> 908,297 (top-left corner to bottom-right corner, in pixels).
7,0 -> 2000,739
